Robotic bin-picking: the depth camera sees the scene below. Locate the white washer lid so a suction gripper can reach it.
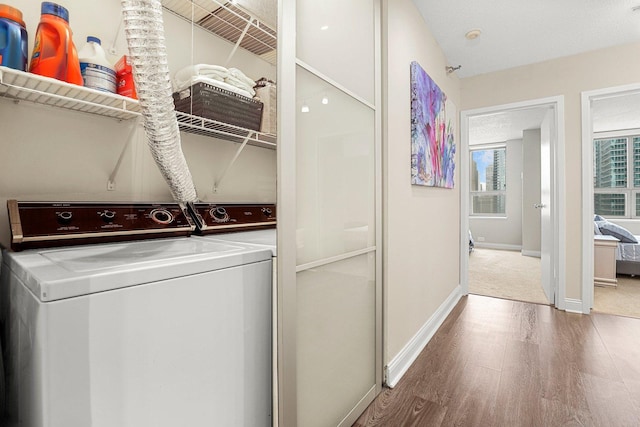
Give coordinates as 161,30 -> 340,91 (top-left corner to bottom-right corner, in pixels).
3,237 -> 272,302
198,229 -> 276,256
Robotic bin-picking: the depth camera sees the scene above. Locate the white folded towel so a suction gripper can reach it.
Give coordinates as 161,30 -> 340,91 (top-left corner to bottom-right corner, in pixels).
228,68 -> 256,88
225,75 -> 256,97
174,64 -> 231,91
173,64 -> 258,97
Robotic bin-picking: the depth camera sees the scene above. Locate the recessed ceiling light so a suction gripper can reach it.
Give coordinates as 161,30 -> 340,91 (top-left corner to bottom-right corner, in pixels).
465,29 -> 482,40
320,25 -> 329,30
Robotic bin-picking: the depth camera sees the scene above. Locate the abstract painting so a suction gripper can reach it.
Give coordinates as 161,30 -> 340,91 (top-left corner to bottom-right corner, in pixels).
410,61 -> 456,188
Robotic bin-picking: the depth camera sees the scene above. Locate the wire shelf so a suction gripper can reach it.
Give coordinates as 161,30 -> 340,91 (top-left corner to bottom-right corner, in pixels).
0,66 -> 141,120
162,0 -> 276,64
176,111 -> 276,149
159,0 -> 277,149
0,67 -> 274,148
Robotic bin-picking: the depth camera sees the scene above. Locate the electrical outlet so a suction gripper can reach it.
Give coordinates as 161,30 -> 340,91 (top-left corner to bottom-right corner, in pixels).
477,236 -> 485,242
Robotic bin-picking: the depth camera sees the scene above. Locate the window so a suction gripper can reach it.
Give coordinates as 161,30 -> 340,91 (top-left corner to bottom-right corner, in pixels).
593,136 -> 640,218
470,146 -> 506,215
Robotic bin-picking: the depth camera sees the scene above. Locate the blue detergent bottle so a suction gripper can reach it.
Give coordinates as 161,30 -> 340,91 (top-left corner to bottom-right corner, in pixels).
0,4 -> 28,71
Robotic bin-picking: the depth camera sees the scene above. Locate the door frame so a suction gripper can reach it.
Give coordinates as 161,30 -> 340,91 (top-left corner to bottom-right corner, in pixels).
460,96 -> 566,309
581,83 -> 640,314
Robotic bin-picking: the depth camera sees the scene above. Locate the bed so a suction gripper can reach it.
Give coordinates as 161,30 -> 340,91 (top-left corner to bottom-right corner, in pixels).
616,241 -> 640,276
594,216 -> 640,276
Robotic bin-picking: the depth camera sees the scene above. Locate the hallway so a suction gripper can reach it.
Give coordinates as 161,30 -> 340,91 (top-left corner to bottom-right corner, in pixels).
354,295 -> 640,426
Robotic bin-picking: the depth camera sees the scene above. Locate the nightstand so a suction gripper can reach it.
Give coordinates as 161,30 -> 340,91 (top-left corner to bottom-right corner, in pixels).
594,235 -> 619,287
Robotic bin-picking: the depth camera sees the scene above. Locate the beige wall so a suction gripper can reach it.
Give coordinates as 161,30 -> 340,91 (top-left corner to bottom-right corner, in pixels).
0,1 -> 277,248
461,41 -> 640,300
383,0 -> 461,363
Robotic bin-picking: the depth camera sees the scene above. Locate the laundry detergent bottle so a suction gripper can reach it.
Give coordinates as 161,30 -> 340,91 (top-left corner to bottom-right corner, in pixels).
78,36 -> 116,93
0,4 -> 28,71
29,2 -> 82,85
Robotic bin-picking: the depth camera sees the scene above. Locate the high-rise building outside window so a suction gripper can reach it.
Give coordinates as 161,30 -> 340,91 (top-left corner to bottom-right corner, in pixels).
470,146 -> 506,215
593,136 -> 640,217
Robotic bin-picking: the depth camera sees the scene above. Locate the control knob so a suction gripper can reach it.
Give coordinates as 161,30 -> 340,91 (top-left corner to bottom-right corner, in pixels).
56,211 -> 73,225
101,210 -> 116,223
261,207 -> 273,217
210,207 -> 229,223
150,209 -> 174,224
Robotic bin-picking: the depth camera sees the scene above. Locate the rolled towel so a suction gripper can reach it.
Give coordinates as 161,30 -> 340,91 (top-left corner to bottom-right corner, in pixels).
174,64 -> 230,91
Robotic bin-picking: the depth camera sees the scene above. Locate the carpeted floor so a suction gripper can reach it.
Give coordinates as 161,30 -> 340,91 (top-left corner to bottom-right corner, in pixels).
468,248 -> 549,305
469,247 -> 640,319
594,275 -> 640,319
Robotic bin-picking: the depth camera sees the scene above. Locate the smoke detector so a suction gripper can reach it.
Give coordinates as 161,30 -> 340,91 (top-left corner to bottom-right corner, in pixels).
465,29 -> 482,40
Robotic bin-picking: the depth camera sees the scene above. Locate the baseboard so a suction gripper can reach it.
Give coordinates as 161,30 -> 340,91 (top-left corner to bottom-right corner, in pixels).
521,250 -> 541,258
474,243 -> 522,251
385,285 -> 463,388
564,298 -> 583,314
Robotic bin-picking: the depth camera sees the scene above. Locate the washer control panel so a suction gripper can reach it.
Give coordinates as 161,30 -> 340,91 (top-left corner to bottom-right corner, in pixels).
8,200 -> 195,251
188,203 -> 276,234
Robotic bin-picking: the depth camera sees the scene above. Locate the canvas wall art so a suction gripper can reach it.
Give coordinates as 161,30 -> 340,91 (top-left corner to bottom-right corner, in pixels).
410,61 -> 456,188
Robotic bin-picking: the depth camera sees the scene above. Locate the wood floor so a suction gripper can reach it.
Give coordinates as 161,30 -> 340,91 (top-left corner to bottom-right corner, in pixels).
353,295 -> 640,426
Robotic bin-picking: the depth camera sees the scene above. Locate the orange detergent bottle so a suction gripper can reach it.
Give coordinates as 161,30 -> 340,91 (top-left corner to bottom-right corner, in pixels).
29,2 -> 82,85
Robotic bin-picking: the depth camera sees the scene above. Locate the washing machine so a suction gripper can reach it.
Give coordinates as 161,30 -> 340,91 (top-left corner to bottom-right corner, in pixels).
188,203 -> 277,424
205,229 -> 276,255
187,203 -> 276,289
1,201 -> 273,427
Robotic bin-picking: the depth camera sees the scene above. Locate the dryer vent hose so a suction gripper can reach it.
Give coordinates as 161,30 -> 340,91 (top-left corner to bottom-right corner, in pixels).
121,0 -> 198,203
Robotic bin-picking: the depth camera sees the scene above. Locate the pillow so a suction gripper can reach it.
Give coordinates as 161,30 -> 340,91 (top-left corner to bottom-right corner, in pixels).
594,221 -> 602,235
594,214 -> 606,222
596,220 -> 638,243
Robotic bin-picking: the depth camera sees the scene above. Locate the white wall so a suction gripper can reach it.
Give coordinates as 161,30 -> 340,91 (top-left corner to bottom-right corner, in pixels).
522,129 -> 541,255
383,0 -> 461,365
0,1 -> 277,248
469,139 -> 523,248
461,41 -> 640,300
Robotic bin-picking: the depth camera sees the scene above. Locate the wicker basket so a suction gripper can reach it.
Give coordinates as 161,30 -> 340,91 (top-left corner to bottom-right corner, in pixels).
173,82 -> 263,131
255,83 -> 276,134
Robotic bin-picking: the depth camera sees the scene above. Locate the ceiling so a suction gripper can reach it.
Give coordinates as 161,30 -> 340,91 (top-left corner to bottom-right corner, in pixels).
468,108 -> 550,145
413,0 -> 640,79
421,1 -> 640,142
592,92 -> 640,133
468,91 -> 640,145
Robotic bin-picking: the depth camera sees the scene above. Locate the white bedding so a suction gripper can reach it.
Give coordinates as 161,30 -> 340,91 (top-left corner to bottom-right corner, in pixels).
616,236 -> 640,261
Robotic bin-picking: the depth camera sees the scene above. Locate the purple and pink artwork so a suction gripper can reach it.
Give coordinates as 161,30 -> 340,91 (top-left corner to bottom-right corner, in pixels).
410,61 -> 456,188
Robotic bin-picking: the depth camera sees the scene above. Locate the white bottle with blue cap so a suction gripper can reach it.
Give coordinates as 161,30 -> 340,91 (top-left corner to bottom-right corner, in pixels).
78,36 -> 116,93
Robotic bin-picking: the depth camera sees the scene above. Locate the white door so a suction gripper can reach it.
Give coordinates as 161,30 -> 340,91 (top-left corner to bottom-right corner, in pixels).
540,109 -> 555,303
278,1 -> 382,426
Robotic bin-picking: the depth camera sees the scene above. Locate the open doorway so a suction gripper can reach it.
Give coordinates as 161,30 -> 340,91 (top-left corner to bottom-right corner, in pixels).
460,96 -> 566,310
582,84 -> 640,318
467,108 -> 549,305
